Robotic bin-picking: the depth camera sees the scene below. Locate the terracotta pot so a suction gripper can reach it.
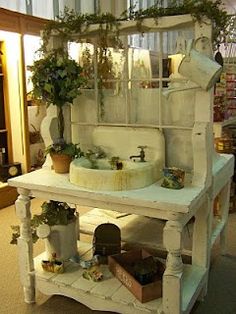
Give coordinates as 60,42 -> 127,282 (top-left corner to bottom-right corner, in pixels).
50,153 -> 72,173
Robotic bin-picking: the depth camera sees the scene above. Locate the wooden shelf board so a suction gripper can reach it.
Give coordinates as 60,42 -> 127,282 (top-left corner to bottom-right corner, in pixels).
80,208 -> 192,254
34,241 -> 206,314
34,242 -> 162,314
182,265 -> 207,313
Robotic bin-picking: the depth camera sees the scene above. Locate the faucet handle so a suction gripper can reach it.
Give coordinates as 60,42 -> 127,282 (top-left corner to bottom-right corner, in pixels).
138,145 -> 147,162
138,145 -> 147,150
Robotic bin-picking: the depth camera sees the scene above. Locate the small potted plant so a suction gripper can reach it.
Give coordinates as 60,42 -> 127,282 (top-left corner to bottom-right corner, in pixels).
30,47 -> 86,173
11,200 -> 79,261
44,141 -> 83,173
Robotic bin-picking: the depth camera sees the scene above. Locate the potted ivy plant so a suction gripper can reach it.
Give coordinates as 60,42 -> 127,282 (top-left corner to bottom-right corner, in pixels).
44,142 -> 83,173
30,47 -> 86,173
11,200 -> 79,261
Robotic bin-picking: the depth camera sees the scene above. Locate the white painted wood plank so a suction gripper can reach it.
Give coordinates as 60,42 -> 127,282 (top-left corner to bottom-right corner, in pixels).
9,153 -> 233,216
51,263 -> 82,286
37,278 -> 159,314
34,244 -> 168,313
77,241 -> 93,256
90,277 -> 121,298
134,297 -> 162,312
182,265 -> 207,312
111,284 -> 137,305
7,168 -> 206,214
71,275 -> 98,292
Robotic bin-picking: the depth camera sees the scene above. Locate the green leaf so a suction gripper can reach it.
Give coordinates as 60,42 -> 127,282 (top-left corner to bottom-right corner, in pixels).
44,83 -> 53,93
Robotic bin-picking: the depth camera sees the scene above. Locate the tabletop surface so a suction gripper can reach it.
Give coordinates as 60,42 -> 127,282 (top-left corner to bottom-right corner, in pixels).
8,154 -> 234,215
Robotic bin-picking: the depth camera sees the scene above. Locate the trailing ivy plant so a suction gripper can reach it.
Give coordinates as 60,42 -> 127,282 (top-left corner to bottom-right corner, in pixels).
10,200 -> 76,244
40,8 -> 123,121
38,1 -> 230,119
121,0 -> 230,48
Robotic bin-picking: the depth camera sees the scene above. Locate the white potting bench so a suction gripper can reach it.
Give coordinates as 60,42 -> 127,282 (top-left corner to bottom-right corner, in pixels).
9,14 -> 234,314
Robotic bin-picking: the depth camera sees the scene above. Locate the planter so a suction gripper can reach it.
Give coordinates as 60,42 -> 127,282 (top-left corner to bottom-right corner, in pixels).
50,153 -> 72,173
44,219 -> 78,261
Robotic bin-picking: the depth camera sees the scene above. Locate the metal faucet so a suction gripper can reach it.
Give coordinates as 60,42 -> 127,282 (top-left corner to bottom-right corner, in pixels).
129,145 -> 147,162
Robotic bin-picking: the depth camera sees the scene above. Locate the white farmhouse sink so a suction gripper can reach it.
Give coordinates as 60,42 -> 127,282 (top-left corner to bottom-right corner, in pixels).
69,157 -> 162,191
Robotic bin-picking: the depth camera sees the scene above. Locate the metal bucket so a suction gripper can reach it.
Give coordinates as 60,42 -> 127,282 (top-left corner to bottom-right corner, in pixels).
178,38 -> 222,91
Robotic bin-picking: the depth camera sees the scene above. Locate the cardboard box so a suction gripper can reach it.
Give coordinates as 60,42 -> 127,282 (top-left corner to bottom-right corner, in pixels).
108,249 -> 164,303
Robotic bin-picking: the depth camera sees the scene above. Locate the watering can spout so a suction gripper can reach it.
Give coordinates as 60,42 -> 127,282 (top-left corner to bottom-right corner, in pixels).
163,76 -> 199,98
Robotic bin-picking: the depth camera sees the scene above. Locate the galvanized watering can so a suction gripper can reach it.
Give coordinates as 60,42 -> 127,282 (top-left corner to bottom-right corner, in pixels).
178,38 -> 222,91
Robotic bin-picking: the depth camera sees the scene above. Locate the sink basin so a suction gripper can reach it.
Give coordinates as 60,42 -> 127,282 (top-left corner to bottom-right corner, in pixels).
69,157 -> 162,191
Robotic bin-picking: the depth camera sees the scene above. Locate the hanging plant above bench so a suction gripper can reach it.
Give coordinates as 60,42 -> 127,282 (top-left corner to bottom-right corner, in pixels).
41,0 -> 230,52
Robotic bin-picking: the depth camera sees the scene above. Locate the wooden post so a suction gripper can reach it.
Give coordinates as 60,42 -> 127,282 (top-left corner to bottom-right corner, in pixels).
163,220 -> 183,314
15,188 -> 35,304
192,196 -> 211,298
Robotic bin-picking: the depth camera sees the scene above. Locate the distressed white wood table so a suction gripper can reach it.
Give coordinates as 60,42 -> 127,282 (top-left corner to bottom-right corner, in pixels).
8,153 -> 234,314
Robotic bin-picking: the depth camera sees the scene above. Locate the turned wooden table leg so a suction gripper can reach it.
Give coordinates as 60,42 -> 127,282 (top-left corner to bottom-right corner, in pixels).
15,188 -> 35,304
162,221 -> 183,314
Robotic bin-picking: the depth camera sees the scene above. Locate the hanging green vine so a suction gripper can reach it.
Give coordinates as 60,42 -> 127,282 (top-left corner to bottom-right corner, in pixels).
39,1 -> 230,120
121,0 -> 230,47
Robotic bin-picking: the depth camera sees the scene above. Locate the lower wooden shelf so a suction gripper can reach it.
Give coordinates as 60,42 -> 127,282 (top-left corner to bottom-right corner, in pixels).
34,241 -> 207,314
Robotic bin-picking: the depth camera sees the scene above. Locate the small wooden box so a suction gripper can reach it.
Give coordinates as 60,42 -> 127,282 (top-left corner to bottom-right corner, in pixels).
108,249 -> 164,303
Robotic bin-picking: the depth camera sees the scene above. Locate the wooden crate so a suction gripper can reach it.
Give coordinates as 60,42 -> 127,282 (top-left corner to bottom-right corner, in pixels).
108,249 -> 164,303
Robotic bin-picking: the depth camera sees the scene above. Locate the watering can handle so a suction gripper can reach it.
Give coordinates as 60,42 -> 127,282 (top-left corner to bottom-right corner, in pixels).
185,37 -> 212,60
193,36 -> 213,56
